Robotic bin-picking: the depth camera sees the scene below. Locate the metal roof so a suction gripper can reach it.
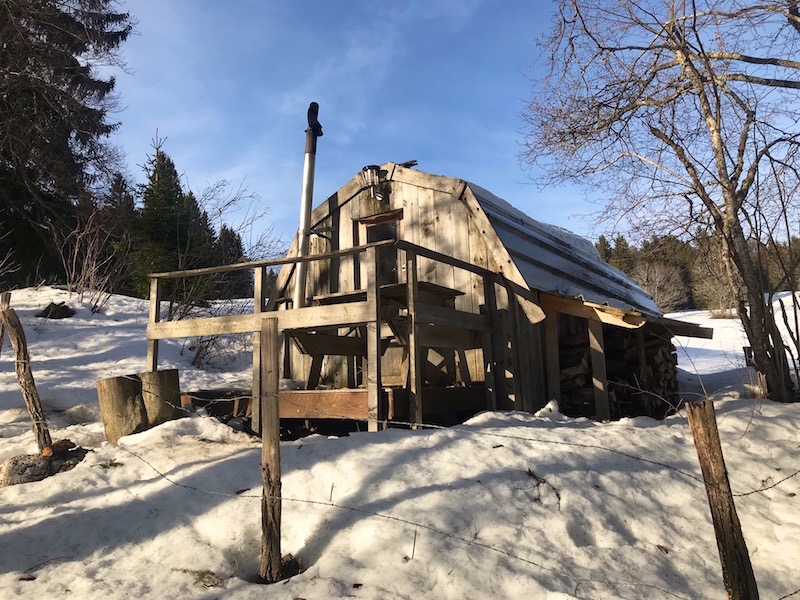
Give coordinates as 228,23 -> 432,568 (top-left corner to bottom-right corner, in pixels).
467,182 -> 662,317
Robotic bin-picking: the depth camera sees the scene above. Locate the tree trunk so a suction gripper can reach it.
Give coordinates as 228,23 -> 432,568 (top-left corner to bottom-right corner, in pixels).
0,308 -> 52,452
727,222 -> 796,403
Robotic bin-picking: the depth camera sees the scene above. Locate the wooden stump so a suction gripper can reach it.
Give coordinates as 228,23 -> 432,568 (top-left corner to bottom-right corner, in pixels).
140,369 -> 182,425
97,374 -> 147,444
97,370 -> 184,443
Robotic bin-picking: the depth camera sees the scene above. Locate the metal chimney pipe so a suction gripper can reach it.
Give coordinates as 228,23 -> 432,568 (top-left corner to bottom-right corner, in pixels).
292,102 -> 323,308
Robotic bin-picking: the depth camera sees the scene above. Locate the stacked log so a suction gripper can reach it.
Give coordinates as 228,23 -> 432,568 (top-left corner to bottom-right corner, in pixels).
558,332 -> 594,417
606,329 -> 678,418
558,326 -> 678,419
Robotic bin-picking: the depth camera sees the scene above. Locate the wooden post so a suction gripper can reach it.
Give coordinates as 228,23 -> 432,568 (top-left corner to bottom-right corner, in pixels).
482,276 -> 502,410
146,277 -> 162,373
365,246 -> 383,432
588,319 -> 611,421
252,266 -> 266,433
544,311 -> 561,407
686,400 -> 759,599
406,250 -> 423,427
259,317 -> 282,583
1,308 -> 52,452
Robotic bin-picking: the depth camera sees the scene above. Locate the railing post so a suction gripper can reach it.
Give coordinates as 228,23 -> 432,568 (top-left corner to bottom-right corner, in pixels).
146,277 -> 161,372
405,249 -> 422,428
482,275 -> 502,410
686,400 -> 759,599
365,246 -> 383,432
252,266 -> 266,433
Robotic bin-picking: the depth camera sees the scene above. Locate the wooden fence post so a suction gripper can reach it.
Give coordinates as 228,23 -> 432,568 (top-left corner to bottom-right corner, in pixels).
0,308 -> 52,453
146,277 -> 161,373
252,266 -> 266,434
686,400 -> 759,599
259,317 -> 282,583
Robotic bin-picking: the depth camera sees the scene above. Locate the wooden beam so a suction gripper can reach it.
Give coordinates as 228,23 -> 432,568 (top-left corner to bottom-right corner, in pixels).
544,311 -> 561,407
653,317 -> 715,339
148,301 -> 381,342
277,301 -> 375,330
540,293 -> 646,329
252,266 -> 266,433
417,324 -> 482,349
395,239 -> 495,279
152,239 -> 394,280
588,319 -> 611,421
148,314 -> 257,339
414,303 -> 490,332
482,276 -> 504,410
277,389 -> 370,420
290,331 -> 367,356
354,207 -> 404,225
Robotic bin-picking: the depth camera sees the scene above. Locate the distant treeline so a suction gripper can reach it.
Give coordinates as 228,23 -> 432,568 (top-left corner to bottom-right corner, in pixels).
596,233 -> 799,314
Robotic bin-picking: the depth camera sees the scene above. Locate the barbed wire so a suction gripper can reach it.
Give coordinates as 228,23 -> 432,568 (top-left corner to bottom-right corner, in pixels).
113,442 -> 694,600
2,310 -> 798,596
105,372 -> 800,498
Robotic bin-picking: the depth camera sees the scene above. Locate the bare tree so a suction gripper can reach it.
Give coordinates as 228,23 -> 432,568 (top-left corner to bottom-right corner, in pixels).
692,231 -> 740,317
51,203 -> 134,312
524,0 -> 800,402
631,261 -> 689,312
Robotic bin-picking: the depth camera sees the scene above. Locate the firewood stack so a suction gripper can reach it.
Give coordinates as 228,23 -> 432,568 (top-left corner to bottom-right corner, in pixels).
558,327 -> 678,419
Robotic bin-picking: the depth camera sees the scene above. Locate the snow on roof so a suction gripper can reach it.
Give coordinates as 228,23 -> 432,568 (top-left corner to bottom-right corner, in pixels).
467,182 -> 661,317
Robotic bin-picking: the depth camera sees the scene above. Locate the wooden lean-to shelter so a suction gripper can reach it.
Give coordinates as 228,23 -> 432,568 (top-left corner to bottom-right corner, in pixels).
144,162 -> 712,431
256,162 -> 712,429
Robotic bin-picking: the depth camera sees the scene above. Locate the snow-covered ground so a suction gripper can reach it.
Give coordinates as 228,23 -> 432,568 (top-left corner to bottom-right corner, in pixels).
0,287 -> 798,599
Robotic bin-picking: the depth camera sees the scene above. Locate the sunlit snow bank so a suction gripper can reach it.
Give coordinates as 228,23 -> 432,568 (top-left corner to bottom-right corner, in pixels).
0,288 -> 798,599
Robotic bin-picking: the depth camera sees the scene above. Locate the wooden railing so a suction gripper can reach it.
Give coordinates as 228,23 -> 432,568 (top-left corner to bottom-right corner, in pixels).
145,240 -> 518,429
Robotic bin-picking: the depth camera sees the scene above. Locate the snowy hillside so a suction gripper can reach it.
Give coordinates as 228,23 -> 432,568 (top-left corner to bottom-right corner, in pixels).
0,287 -> 798,599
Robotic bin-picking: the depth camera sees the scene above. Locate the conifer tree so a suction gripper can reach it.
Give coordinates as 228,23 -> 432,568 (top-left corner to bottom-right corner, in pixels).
133,148 -> 186,295
0,0 -> 133,285
215,225 -> 251,297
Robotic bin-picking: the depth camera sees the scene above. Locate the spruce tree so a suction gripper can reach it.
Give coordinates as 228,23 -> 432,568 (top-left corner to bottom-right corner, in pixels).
133,148 -> 186,295
215,225 -> 251,297
0,0 -> 132,286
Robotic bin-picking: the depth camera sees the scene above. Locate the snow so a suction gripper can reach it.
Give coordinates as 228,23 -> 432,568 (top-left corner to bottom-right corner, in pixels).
1,287 -> 799,599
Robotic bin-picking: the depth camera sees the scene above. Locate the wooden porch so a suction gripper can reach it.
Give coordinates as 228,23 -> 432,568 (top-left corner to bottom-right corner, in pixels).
145,240 -> 516,432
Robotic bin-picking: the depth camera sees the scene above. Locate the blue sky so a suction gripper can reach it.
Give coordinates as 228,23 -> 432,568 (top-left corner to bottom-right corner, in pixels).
110,0 -> 596,251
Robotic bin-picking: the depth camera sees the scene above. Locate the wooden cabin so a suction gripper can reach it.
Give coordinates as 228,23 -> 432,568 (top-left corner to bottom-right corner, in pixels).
255,163 -> 712,429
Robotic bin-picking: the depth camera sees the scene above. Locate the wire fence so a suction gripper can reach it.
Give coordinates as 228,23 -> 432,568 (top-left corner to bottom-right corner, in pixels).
116,372 -> 800,498
49,368 -> 795,599
2,337 -> 799,597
